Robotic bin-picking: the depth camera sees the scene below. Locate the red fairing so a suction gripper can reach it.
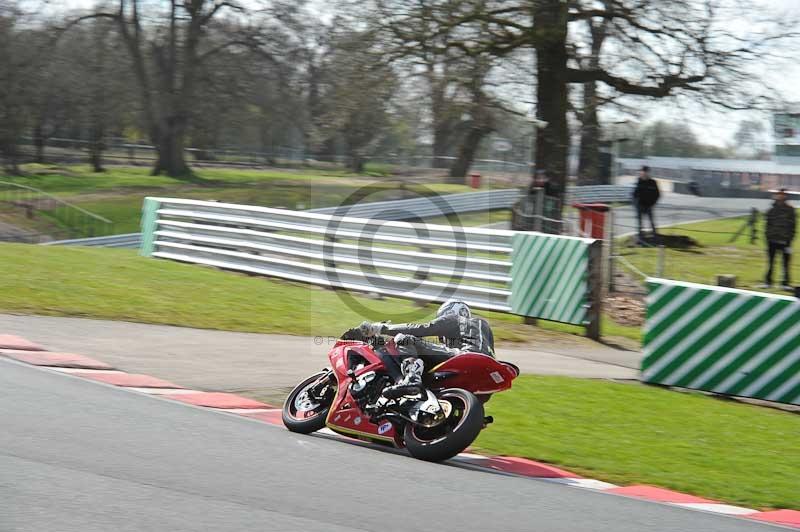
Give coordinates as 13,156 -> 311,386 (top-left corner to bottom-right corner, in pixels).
323,340 -> 516,446
326,342 -> 399,443
428,353 -> 518,394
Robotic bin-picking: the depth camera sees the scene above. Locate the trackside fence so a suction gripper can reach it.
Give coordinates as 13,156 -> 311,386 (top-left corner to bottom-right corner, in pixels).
642,278 -> 800,406
139,197 -> 602,336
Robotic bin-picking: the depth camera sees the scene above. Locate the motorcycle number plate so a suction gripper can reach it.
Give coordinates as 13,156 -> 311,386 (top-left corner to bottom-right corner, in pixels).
490,371 -> 504,384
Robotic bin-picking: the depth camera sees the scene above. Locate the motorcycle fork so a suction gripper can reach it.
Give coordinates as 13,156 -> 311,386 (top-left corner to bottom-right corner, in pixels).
306,370 -> 334,400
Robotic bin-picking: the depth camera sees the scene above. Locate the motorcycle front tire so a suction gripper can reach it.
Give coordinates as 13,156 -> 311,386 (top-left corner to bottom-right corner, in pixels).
282,371 -> 333,434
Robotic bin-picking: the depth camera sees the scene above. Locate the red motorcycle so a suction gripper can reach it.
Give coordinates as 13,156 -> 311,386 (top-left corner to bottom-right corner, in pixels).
282,330 -> 519,462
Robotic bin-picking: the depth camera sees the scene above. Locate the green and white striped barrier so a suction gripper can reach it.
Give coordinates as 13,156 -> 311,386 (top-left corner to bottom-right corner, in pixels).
510,233 -> 600,329
139,197 -> 160,257
642,278 -> 800,406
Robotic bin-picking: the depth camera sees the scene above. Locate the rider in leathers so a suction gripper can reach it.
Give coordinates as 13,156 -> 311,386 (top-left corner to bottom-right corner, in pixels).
359,301 -> 495,387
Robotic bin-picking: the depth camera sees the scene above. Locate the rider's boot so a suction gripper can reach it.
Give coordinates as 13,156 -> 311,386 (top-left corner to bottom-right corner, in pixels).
382,357 -> 424,399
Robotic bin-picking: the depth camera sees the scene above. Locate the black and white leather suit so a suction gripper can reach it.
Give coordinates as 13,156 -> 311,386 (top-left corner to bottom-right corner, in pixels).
382,313 -> 495,366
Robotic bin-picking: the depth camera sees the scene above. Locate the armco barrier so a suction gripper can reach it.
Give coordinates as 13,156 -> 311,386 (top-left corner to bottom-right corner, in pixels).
42,233 -> 142,248
566,185 -> 633,204
642,278 -> 800,406
46,186 -> 630,248
47,189 -> 524,249
140,197 -> 600,333
310,189 -> 523,221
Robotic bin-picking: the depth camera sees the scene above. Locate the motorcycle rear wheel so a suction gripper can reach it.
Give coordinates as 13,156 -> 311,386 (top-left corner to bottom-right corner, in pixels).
404,388 -> 484,462
282,371 -> 334,434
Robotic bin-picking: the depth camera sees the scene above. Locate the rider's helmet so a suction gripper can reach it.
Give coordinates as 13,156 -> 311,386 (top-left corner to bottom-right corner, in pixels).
436,300 -> 471,319
436,300 -> 470,347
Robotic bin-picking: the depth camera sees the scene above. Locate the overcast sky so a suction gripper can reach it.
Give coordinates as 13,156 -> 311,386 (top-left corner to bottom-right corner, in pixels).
51,0 -> 800,149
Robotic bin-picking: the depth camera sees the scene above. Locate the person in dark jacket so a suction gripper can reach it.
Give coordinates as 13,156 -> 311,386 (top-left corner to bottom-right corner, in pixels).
529,169 -> 559,198
633,165 -> 660,243
762,188 -> 796,290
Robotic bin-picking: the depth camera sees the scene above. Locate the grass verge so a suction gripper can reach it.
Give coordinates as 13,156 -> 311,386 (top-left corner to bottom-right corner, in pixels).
1,243 -> 639,344
619,215 -> 800,295
1,243 -> 555,342
476,375 -> 800,510
423,209 -> 511,227
1,165 -> 471,236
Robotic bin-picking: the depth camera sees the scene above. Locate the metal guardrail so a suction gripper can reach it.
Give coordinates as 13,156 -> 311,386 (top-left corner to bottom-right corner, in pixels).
47,189 -> 525,248
0,180 -> 114,242
141,197 -> 516,312
310,189 -> 523,220
138,196 -> 601,335
566,185 -> 633,204
42,233 -> 142,248
45,186 -> 629,248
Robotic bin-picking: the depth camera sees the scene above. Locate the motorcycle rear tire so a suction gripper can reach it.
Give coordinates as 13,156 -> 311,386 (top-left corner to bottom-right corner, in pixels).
282,371 -> 333,434
404,388 -> 484,462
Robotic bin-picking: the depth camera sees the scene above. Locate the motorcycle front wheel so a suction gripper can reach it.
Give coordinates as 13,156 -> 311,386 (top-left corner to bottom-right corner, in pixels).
404,388 -> 484,462
282,370 -> 335,434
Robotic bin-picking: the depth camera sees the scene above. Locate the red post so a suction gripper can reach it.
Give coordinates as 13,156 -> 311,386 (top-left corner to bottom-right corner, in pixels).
573,203 -> 610,239
469,172 -> 482,189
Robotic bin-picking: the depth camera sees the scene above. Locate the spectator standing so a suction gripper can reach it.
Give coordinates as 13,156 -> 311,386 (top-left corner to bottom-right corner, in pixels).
633,165 -> 660,244
762,188 -> 796,290
529,168 -> 558,197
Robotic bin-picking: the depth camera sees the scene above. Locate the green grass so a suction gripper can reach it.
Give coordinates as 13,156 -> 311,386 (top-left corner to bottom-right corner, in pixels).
4,164 -> 468,194
0,243 -> 548,342
3,164 -> 373,192
539,316 -> 641,343
424,209 -> 511,227
1,165 -> 471,236
477,375 -> 800,510
620,215 -> 800,295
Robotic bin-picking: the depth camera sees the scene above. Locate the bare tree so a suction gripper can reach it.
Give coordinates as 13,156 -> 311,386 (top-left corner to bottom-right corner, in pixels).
412,0 -> 798,208
72,0 -> 299,178
372,0 -> 508,179
574,16 -> 609,184
0,2 -> 48,173
313,28 -> 396,173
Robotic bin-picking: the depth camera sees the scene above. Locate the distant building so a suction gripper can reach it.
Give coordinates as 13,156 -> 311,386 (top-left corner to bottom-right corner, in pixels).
618,156 -> 800,197
616,110 -> 800,197
773,109 -> 800,162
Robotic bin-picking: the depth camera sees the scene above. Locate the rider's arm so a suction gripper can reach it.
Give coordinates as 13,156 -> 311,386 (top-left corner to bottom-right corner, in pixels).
382,315 -> 460,338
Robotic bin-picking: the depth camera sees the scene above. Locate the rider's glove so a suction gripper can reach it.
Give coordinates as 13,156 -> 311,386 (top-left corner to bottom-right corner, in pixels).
358,321 -> 385,338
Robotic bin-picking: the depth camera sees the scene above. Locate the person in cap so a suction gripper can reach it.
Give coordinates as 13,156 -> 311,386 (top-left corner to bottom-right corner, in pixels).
633,165 -> 660,243
762,188 -> 796,290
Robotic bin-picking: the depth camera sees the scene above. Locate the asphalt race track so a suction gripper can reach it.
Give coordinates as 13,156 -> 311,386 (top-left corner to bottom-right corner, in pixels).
0,359 -> 780,532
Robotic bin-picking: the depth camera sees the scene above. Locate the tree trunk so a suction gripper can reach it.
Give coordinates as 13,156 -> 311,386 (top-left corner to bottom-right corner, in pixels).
432,127 -> 452,169
88,130 -> 105,173
578,81 -> 600,185
533,0 -> 570,209
152,121 -> 191,177
349,152 -> 364,173
1,143 -> 21,175
33,125 -> 45,164
577,19 -> 607,185
449,124 -> 490,180
89,18 -> 107,173
314,138 -> 336,162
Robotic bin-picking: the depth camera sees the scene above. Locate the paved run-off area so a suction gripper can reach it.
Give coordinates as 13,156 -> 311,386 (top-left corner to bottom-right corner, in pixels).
0,314 -> 639,403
